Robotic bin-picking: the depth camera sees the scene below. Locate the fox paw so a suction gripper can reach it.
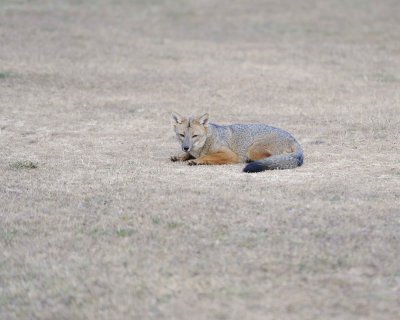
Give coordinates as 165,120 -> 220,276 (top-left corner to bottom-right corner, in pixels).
187,160 -> 199,166
170,156 -> 179,162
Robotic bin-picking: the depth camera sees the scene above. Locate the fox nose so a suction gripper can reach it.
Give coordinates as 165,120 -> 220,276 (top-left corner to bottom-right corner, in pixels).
183,146 -> 189,152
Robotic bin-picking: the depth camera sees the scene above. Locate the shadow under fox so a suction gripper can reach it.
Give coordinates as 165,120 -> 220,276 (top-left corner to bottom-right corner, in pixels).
170,112 -> 304,173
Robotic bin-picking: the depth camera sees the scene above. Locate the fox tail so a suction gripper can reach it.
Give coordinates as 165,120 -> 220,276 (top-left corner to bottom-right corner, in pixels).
243,145 -> 304,173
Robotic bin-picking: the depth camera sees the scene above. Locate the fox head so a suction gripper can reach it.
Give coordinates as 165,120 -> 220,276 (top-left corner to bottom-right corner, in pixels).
171,112 -> 209,153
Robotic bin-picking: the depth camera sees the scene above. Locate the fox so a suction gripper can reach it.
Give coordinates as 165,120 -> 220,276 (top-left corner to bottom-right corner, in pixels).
170,112 -> 304,173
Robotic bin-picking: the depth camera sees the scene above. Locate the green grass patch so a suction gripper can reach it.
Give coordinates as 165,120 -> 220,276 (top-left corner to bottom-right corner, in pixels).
89,228 -> 136,238
0,229 -> 18,246
116,229 -> 135,237
151,217 -> 182,229
9,160 -> 38,170
0,72 -> 11,79
374,73 -> 400,83
151,217 -> 161,225
166,221 -> 180,229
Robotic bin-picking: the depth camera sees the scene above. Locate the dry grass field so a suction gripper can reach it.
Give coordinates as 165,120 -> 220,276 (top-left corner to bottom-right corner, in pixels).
1,0 -> 399,319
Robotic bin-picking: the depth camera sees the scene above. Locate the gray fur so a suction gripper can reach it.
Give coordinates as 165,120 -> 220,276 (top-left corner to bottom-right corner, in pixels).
202,123 -> 303,171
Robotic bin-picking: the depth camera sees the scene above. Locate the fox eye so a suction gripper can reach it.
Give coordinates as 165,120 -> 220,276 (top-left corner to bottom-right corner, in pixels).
179,134 -> 184,137
192,135 -> 198,138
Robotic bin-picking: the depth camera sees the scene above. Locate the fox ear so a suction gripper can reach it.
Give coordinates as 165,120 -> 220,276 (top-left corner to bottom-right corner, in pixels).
171,111 -> 184,124
198,113 -> 209,126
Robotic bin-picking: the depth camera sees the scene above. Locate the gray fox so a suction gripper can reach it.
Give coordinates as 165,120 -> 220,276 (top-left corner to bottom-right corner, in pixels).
170,112 -> 304,173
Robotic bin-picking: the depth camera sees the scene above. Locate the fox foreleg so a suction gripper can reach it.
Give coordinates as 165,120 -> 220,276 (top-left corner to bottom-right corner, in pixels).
170,152 -> 193,162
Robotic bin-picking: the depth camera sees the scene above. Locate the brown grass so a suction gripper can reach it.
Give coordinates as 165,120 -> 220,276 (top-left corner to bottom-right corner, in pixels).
0,0 -> 399,319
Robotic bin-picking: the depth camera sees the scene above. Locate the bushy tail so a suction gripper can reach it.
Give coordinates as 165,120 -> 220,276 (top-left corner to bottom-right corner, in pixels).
243,148 -> 304,173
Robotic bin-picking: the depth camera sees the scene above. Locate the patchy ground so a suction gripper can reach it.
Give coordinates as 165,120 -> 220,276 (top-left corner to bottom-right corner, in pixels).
0,0 -> 399,319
